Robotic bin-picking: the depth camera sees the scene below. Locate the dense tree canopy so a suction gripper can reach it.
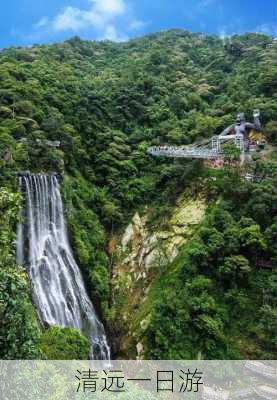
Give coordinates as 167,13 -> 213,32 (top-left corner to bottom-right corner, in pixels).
0,30 -> 276,359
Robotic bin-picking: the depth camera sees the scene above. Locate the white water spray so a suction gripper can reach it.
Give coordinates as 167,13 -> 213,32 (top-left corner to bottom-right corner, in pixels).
17,173 -> 110,360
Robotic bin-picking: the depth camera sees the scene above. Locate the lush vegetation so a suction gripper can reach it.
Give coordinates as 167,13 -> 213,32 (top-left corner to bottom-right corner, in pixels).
0,30 -> 276,359
39,326 -> 90,360
141,160 -> 277,359
0,188 -> 41,359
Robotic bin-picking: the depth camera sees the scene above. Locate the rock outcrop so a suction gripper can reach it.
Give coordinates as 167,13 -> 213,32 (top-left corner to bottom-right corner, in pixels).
110,193 -> 206,358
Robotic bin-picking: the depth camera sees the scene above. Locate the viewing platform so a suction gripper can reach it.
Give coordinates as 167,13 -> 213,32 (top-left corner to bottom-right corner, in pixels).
147,134 -> 245,160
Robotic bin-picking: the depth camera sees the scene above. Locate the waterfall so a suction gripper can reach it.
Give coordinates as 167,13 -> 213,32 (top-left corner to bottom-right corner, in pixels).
17,173 -> 110,360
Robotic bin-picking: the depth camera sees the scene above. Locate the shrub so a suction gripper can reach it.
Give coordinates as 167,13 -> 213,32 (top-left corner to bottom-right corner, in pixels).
40,326 -> 90,360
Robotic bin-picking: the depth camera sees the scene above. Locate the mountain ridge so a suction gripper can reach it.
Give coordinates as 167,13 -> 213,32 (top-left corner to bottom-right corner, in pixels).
0,29 -> 276,359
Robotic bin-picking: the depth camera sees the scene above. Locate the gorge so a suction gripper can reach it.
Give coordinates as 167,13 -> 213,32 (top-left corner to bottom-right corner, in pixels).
0,30 -> 275,360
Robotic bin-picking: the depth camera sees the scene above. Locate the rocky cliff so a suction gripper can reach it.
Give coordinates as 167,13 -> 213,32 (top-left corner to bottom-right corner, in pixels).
110,193 -> 206,358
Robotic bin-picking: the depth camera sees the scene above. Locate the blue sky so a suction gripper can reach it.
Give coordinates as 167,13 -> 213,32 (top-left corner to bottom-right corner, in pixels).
1,0 -> 277,48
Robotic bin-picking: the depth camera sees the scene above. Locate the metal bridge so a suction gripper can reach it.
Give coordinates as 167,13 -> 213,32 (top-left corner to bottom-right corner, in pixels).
147,134 -> 245,160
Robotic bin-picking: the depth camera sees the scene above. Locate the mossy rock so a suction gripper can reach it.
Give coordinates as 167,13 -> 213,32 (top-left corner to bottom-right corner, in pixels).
39,326 -> 90,360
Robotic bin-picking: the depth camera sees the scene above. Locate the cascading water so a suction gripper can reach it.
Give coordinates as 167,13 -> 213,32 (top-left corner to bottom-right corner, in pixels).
16,173 -> 110,360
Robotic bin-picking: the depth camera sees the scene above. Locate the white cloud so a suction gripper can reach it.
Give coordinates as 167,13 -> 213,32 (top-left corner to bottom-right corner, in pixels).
53,7 -> 88,31
35,17 -> 49,29
217,22 -> 277,39
216,21 -> 277,41
91,0 -> 126,16
33,0 -> 144,41
128,19 -> 148,31
52,0 -> 126,32
254,23 -> 277,37
102,25 -> 127,41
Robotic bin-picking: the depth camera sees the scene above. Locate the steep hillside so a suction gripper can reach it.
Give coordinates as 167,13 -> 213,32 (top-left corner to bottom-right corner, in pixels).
0,30 -> 276,359
110,192 -> 207,358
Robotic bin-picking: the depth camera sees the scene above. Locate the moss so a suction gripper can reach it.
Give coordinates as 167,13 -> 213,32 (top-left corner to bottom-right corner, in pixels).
39,326 -> 90,360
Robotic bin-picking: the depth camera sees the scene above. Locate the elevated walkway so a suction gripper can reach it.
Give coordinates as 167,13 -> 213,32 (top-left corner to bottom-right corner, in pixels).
147,134 -> 245,160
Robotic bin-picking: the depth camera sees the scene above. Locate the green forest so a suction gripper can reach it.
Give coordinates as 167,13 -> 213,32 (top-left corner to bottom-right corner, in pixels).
0,29 -> 276,360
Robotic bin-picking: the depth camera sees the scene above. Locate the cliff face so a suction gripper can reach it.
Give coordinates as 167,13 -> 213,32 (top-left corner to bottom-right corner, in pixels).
110,193 -> 206,358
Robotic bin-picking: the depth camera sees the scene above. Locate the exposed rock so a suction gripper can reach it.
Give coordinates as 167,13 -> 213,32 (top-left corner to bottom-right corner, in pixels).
116,195 -> 206,276
111,192 -> 206,358
2,150 -> 12,162
121,224 -> 135,250
140,316 -> 151,331
108,237 -> 117,256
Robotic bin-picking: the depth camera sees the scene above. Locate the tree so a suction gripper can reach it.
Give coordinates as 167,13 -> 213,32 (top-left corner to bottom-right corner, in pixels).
222,144 -> 241,164
240,224 -> 267,264
219,255 -> 251,284
264,121 -> 277,143
39,326 -> 90,360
